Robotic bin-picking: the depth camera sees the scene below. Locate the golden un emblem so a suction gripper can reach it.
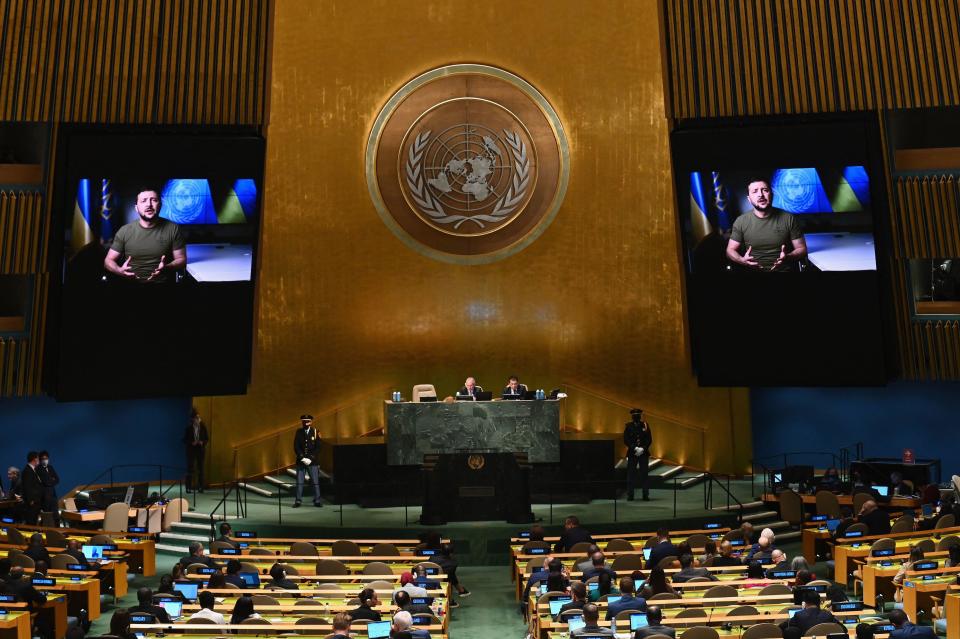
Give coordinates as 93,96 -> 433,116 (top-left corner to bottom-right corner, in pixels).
366,64 -> 569,264
467,454 -> 486,471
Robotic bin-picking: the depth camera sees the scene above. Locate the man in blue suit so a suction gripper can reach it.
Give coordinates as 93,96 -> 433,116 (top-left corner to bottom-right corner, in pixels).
888,609 -> 936,638
645,528 -> 678,570
605,577 -> 646,620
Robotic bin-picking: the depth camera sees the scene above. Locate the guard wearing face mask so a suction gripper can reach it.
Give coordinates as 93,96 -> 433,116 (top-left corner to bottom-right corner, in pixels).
36,451 -> 60,524
293,414 -> 322,508
623,408 -> 653,502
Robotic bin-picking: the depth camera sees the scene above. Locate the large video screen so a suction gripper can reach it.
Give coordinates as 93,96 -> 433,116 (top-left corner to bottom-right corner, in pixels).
685,166 -> 875,273
672,116 -> 892,386
46,127 -> 265,400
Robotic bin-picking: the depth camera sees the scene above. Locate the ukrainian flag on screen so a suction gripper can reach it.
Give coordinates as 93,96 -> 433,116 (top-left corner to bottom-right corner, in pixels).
689,171 -> 712,244
159,179 -> 218,225
217,178 -> 258,224
71,178 -> 95,253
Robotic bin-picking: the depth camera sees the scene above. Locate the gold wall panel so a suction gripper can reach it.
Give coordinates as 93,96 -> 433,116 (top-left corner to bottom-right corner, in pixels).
662,0 -> 960,119
661,0 -> 960,380
0,0 -> 269,123
205,0 -> 752,481
0,0 -> 269,396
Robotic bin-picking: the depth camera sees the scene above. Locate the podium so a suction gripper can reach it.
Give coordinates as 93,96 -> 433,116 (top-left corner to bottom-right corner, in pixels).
419,452 -> 533,524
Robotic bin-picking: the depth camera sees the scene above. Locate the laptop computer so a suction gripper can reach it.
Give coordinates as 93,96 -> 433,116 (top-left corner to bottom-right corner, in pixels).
825,519 -> 841,533
606,596 -> 621,605
367,621 -> 391,639
630,613 -> 649,630
475,391 -> 493,401
642,547 -> 652,561
587,581 -> 599,593
173,581 -> 199,602
922,503 -> 934,517
419,395 -> 438,402
872,484 -> 890,497
158,599 -> 183,620
567,617 -> 586,634
81,545 -> 105,560
239,571 -> 261,588
549,597 -> 572,616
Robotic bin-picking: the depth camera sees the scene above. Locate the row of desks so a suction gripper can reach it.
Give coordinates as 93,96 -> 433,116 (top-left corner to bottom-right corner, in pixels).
1,525 -> 157,576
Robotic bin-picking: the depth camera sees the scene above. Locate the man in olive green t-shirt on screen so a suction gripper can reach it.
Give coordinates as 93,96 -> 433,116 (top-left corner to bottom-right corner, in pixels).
103,186 -> 187,283
725,177 -> 807,272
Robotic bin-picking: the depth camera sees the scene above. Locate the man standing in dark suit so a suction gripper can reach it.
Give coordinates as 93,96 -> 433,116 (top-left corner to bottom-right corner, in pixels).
19,452 -> 43,526
293,414 -> 322,508
554,516 -> 593,552
183,409 -> 209,492
37,451 -> 60,524
623,409 -> 653,501
646,528 -> 678,570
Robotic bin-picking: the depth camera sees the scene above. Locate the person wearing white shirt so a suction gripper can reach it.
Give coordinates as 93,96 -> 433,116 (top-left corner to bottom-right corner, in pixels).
189,591 -> 225,625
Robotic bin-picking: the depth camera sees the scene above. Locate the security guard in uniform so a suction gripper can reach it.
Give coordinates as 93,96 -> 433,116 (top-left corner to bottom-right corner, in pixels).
623,408 -> 653,501
293,414 -> 322,507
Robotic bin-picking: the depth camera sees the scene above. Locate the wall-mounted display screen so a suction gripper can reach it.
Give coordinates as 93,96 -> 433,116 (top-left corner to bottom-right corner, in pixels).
685,166 -> 876,273
672,116 -> 892,386
46,126 -> 265,400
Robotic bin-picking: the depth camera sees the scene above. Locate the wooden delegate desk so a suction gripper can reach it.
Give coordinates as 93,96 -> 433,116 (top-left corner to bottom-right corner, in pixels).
0,611 -> 30,639
226,537 -> 444,556
59,504 -> 163,532
536,610 -> 875,639
832,524 -> 960,584
762,493 -> 921,509
946,587 -> 960,639
132,622 -> 446,636
3,524 -> 157,576
897,565 -> 960,623
208,554 -> 436,575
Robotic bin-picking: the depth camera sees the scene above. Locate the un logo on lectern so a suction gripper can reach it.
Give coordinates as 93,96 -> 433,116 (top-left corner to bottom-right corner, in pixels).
467,454 -> 486,471
366,64 -> 569,264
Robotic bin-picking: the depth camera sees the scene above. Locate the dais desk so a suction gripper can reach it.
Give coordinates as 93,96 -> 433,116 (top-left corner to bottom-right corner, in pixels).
385,399 -> 560,464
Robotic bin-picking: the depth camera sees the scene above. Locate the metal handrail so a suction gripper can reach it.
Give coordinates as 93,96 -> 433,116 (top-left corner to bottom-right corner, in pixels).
74,464 -> 189,505
702,473 -> 745,523
750,440 -> 865,496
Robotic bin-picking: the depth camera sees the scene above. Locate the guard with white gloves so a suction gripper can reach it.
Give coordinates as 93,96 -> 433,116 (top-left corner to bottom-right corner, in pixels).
623,408 -> 653,502
293,414 -> 323,508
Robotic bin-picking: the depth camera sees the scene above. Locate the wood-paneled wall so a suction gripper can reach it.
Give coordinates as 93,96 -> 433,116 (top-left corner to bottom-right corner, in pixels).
661,0 -> 960,118
661,0 -> 960,380
0,0 -> 270,396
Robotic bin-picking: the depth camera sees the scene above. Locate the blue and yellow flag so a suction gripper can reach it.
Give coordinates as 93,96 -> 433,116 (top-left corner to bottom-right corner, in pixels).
71,178 -> 95,255
689,171 -> 712,244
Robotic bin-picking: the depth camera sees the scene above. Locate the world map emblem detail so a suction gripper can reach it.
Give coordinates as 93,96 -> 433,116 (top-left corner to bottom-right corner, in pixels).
366,65 -> 569,264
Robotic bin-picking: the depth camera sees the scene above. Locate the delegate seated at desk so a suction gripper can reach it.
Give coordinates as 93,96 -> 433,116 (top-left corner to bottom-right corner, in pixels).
502,375 -> 527,399
457,377 -> 483,399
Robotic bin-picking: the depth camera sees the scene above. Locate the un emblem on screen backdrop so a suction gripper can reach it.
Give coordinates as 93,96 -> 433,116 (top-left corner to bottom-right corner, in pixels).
366,65 -> 569,264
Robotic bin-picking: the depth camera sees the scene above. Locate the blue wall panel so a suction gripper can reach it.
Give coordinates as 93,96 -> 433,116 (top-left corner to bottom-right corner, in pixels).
751,383 -> 960,480
0,396 -> 191,496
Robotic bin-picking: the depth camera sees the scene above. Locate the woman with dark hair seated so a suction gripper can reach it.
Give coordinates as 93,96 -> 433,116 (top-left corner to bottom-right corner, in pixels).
638,567 -> 678,599
156,574 -> 185,601
230,595 -> 261,625
109,609 -> 138,639
588,570 -> 619,602
545,559 -> 569,593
